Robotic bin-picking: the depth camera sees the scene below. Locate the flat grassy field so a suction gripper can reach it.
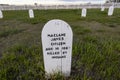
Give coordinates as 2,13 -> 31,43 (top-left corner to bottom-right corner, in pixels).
0,9 -> 120,80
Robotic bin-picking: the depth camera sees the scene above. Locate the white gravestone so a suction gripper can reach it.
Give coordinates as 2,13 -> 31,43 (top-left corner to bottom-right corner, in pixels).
101,4 -> 105,11
101,6 -> 105,11
0,10 -> 3,19
81,8 -> 87,17
41,19 -> 73,77
29,9 -> 34,18
108,6 -> 114,16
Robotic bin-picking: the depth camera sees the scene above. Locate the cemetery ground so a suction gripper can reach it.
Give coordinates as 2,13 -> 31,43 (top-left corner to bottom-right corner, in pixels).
0,9 -> 120,80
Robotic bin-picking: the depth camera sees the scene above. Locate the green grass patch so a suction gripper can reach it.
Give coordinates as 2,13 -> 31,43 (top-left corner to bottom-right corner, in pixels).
0,9 -> 120,79
0,28 -> 24,38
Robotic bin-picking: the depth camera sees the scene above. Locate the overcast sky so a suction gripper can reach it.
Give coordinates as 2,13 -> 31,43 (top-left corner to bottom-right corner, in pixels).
0,0 -> 106,5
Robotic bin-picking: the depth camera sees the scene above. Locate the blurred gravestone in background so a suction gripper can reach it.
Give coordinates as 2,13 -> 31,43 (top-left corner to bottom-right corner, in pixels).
0,10 -> 3,18
29,9 -> 34,18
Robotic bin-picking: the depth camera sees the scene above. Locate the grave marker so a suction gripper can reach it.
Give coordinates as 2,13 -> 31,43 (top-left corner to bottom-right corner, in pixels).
81,8 -> 87,17
101,6 -> 105,11
0,10 -> 3,19
41,19 -> 73,77
29,9 -> 34,18
108,6 -> 114,16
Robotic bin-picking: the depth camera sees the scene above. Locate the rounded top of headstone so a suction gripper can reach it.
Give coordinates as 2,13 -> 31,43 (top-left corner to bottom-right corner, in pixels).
44,19 -> 70,27
42,19 -> 72,35
29,9 -> 33,11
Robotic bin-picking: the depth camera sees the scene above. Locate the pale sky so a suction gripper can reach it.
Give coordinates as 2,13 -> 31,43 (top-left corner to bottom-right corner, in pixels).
0,0 -> 106,5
